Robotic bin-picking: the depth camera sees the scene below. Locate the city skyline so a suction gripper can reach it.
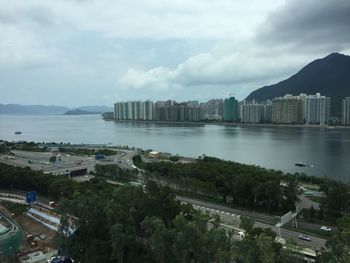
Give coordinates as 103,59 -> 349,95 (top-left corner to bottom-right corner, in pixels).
113,92 -> 339,125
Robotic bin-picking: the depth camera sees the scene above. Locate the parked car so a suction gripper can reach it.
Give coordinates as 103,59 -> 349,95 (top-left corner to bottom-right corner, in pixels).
299,234 -> 311,241
320,226 -> 332,231
238,231 -> 245,238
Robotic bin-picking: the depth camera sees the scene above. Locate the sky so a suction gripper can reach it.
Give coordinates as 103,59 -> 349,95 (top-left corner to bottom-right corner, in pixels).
0,0 -> 349,107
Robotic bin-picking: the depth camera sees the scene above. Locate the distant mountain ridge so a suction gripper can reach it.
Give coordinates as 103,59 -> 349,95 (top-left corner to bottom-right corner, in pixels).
64,109 -> 101,115
0,104 -> 113,114
246,53 -> 350,116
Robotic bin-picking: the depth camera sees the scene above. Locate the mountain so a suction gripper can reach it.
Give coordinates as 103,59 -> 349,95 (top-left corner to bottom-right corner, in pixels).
245,53 -> 350,116
0,104 -> 113,114
0,104 -> 69,114
64,109 -> 100,115
77,106 -> 113,113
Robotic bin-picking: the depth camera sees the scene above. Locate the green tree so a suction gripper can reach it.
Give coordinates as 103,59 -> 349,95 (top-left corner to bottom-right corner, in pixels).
310,206 -> 315,222
239,216 -> 255,234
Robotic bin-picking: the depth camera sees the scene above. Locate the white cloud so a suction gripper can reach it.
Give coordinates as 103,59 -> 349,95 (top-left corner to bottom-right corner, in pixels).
0,24 -> 64,68
119,44 -> 318,98
121,67 -> 175,90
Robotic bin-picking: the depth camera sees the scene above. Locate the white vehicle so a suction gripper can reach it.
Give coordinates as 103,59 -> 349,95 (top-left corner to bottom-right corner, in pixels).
320,226 -> 331,231
238,231 -> 245,238
299,234 -> 311,241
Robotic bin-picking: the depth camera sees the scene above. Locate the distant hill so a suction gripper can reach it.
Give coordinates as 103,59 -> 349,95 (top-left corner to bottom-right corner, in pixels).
77,106 -> 113,113
246,53 -> 350,116
0,104 -> 69,114
0,104 -> 113,115
64,109 -> 100,115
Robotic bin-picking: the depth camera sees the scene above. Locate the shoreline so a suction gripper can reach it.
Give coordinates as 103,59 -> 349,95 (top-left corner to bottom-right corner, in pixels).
111,119 -> 350,129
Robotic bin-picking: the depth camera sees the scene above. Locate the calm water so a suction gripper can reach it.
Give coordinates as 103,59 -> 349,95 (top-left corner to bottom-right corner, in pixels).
1,114 -> 350,182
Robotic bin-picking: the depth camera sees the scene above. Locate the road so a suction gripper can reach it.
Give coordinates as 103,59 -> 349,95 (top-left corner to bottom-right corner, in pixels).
0,208 -> 20,243
177,195 -> 326,250
0,148 -> 139,176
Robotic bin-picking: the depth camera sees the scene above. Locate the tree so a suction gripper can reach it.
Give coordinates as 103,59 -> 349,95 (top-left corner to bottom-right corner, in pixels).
239,216 -> 255,234
317,214 -> 350,263
310,206 -> 315,222
169,155 -> 180,162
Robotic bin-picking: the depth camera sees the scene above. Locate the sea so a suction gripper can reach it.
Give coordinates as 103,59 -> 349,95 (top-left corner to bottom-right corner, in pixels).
1,114 -> 350,182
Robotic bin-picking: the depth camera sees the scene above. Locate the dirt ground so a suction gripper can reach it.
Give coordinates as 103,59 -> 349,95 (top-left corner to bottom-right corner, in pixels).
14,214 -> 56,250
15,213 -> 58,250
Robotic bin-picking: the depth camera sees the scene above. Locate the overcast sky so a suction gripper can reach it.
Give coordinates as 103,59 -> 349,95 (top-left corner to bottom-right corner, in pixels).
1,0 -> 349,106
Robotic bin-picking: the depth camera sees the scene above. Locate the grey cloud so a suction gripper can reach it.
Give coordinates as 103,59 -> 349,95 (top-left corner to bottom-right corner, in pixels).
257,0 -> 350,50
0,7 -> 58,27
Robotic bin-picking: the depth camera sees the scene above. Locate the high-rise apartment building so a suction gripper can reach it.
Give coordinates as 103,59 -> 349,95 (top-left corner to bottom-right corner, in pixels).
272,94 -> 305,124
240,100 -> 272,123
240,100 -> 262,123
144,100 -> 153,120
305,93 -> 330,125
223,97 -> 239,122
199,99 -> 224,120
114,100 -> 154,121
154,101 -> 200,122
342,97 -> 350,125
262,100 -> 273,122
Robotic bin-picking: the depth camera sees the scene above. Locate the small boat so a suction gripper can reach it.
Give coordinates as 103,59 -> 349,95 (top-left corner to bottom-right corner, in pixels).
14,131 -> 22,135
295,161 -> 314,168
295,162 -> 307,167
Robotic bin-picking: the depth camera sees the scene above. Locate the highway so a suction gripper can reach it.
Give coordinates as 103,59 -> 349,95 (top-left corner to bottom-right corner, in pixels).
177,195 -> 326,250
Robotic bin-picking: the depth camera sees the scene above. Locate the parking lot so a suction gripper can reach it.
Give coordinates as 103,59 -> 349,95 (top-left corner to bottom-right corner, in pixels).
0,148 -> 137,180
0,150 -> 94,175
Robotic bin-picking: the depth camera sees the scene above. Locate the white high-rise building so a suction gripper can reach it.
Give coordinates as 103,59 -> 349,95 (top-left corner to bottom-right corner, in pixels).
240,100 -> 263,123
305,93 -> 330,125
144,100 -> 153,120
114,100 -> 154,120
342,97 -> 350,125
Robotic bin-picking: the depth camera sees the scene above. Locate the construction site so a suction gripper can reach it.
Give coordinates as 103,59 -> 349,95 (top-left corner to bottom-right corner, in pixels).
0,192 -> 72,263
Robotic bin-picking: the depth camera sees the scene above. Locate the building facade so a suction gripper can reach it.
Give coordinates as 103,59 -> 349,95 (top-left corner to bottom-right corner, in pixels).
342,97 -> 350,125
154,101 -> 200,122
199,99 -> 224,120
305,93 -> 330,125
223,97 -> 239,122
272,94 -> 306,124
240,100 -> 263,123
262,100 -> 273,122
114,100 -> 153,120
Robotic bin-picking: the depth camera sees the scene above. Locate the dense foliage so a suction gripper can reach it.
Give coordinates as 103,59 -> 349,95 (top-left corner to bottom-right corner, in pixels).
317,214 -> 350,263
0,163 -> 82,200
59,147 -> 119,156
0,163 -> 233,262
59,183 -> 235,263
136,156 -> 298,213
0,200 -> 28,216
2,141 -> 47,152
95,164 -> 138,182
2,162 -> 350,262
319,181 -> 350,220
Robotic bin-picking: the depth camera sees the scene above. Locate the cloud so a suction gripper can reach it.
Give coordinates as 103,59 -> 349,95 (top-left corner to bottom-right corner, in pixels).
256,0 -> 350,51
119,0 -> 350,99
1,0 -> 349,105
119,50 -> 310,94
0,25 -> 64,68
